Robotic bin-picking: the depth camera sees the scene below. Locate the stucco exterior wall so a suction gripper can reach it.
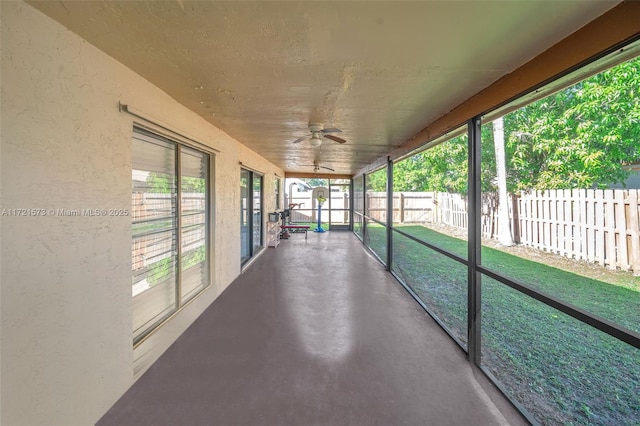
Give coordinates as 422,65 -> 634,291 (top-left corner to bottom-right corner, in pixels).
0,2 -> 282,424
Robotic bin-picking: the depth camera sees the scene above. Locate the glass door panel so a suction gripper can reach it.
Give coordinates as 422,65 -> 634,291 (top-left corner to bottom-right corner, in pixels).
240,170 -> 250,264
328,182 -> 351,230
252,175 -> 262,253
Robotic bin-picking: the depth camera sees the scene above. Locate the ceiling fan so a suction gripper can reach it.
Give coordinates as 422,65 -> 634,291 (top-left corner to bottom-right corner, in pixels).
292,123 -> 346,147
299,164 -> 335,172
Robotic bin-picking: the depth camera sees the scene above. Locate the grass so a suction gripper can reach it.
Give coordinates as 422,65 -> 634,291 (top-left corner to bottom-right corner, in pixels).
286,220 -> 329,231
365,224 -> 640,426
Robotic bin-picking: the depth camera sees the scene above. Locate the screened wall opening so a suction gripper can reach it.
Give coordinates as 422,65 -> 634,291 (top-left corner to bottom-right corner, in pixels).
389,127 -> 469,349
283,178 -> 352,231
132,127 -> 211,344
328,179 -> 351,230
477,51 -> 640,425
353,175 -> 364,240
285,178 -> 328,230
353,41 -> 640,425
364,167 -> 388,265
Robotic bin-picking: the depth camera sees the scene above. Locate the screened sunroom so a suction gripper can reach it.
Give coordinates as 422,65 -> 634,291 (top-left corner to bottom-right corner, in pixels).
2,2 -> 639,425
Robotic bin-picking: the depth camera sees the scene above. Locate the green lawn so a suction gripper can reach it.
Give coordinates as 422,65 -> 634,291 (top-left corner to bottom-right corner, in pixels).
286,220 -> 328,231
365,224 -> 640,426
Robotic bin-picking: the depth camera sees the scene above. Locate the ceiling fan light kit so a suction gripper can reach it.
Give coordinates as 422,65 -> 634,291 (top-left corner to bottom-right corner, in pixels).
291,123 -> 347,147
309,133 -> 323,148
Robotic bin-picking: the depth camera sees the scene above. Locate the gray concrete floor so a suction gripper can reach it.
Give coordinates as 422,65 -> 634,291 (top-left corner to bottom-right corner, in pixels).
98,231 -> 528,426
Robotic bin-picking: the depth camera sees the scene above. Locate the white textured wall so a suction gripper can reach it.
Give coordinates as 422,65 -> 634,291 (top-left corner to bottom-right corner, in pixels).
0,2 -> 282,425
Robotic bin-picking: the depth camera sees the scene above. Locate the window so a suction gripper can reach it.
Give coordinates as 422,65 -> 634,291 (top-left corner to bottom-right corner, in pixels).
275,178 -> 281,210
132,127 -> 210,344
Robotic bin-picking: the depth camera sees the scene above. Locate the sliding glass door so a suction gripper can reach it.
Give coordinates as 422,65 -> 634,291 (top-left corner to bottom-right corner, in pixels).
241,168 -> 263,265
252,175 -> 263,254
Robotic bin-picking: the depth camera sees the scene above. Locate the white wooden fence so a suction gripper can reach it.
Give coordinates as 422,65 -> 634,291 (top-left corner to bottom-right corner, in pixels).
515,189 -> 640,273
365,190 -> 640,274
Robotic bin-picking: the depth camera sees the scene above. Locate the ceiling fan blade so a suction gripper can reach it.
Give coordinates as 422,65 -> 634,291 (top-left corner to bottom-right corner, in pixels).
321,127 -> 342,134
320,165 -> 335,171
324,134 -> 347,144
292,135 -> 309,144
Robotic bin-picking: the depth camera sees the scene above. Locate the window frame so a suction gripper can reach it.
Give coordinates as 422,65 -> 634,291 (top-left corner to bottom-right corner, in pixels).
131,126 -> 213,346
240,168 -> 264,265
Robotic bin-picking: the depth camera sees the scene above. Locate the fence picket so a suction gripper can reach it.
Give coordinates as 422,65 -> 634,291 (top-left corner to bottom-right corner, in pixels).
586,189 -> 595,262
549,190 -> 556,253
615,191 -> 629,270
580,189 -> 587,261
557,190 -> 565,256
604,190 -> 616,270
594,190 -> 606,267
532,192 -> 539,249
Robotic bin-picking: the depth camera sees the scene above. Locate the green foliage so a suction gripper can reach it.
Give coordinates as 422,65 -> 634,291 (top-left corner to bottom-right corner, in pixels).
183,245 -> 206,270
147,173 -> 205,194
305,178 -> 328,187
147,256 -> 175,285
502,57 -> 640,190
147,245 -> 206,286
366,168 -> 387,192
391,56 -> 640,192
148,172 -> 174,194
182,176 -> 206,192
394,133 -> 469,193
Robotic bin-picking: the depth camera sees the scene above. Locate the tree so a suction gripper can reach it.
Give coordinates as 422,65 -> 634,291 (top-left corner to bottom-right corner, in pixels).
147,173 -> 205,193
305,178 -> 328,187
389,56 -> 640,193
366,168 -> 387,192
393,133 -> 469,193
147,172 -> 174,194
492,117 -> 514,246
504,56 -> 640,191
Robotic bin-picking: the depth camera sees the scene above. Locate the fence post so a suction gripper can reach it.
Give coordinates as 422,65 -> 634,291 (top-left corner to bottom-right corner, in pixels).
510,193 -> 520,243
595,189 -> 606,267
615,190 -> 629,270
628,190 -> 640,275
399,193 -> 405,223
605,190 -> 616,269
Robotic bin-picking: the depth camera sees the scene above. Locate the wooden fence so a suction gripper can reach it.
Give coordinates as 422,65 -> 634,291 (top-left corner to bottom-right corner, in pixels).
365,190 -> 640,274
132,192 -> 206,272
366,192 -> 434,223
515,189 -> 640,273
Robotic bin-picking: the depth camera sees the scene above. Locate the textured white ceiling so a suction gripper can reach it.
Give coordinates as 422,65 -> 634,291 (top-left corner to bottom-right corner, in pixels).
29,1 -> 617,175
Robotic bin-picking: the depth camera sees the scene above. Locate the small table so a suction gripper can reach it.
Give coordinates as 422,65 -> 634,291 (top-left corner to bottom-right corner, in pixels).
280,225 -> 310,240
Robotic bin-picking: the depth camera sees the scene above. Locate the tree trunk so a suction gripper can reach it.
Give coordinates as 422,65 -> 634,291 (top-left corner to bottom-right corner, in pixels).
493,117 -> 514,246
